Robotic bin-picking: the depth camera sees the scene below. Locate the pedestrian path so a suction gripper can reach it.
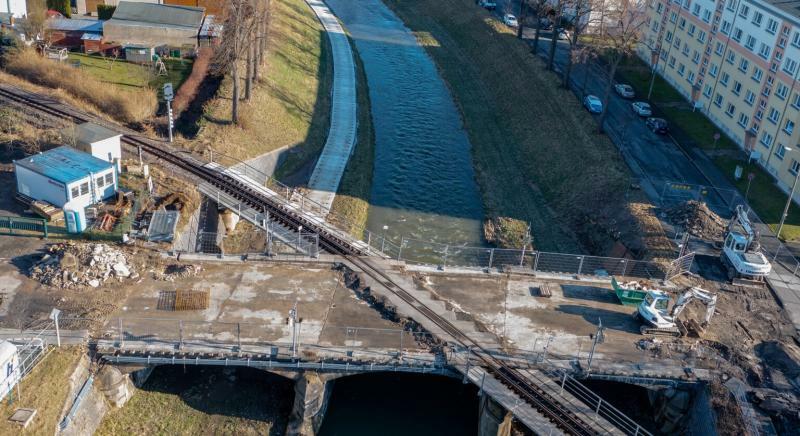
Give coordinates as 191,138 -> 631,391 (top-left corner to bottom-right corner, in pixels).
304,0 -> 357,214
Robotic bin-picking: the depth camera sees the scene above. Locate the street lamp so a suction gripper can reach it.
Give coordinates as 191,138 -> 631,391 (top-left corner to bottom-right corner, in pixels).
381,225 -> 389,252
776,146 -> 799,243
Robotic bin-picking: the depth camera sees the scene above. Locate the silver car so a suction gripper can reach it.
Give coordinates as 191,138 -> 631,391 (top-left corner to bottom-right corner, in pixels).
614,83 -> 635,99
631,101 -> 652,117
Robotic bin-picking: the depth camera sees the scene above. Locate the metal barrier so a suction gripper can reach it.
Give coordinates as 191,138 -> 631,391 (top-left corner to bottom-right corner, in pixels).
0,215 -> 49,237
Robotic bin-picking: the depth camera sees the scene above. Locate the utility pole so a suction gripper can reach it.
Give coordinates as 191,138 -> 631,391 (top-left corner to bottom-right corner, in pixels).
288,301 -> 299,360
163,83 -> 175,143
587,318 -> 604,372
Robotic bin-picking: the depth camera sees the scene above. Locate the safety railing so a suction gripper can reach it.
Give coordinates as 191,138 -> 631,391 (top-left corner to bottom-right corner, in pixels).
0,215 -> 50,237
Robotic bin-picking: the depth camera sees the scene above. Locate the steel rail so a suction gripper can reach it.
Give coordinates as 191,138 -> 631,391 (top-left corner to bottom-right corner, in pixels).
0,85 -> 608,435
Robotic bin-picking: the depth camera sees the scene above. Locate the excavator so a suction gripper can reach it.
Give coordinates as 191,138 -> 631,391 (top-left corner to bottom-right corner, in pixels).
635,287 -> 717,337
720,205 -> 772,283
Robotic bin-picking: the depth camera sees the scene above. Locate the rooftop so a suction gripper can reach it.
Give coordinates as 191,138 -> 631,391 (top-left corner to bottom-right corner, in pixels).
14,146 -> 113,185
765,0 -> 800,20
74,122 -> 121,144
109,1 -> 205,29
45,17 -> 103,33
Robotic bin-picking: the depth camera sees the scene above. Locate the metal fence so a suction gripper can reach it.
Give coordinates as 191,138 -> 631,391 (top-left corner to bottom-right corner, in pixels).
0,215 -> 50,237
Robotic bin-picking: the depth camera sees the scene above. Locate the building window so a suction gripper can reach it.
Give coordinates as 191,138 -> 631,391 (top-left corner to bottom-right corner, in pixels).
79,183 -> 89,196
761,132 -> 773,146
752,11 -> 763,26
721,20 -> 731,35
784,59 -> 798,75
767,18 -> 778,34
678,63 -> 686,76
745,36 -> 756,50
71,186 -> 79,198
692,3 -> 701,15
105,173 -> 113,185
656,2 -> 664,13
652,21 -> 660,31
703,84 -> 713,97
682,43 -> 690,56
752,67 -> 763,83
776,144 -> 787,160
726,103 -> 736,116
726,0 -> 735,12
715,42 -> 724,55
720,72 -> 730,86
755,109 -> 763,120
776,83 -> 789,99
770,61 -> 779,73
687,71 -> 696,83
687,23 -> 695,36
670,11 -> 678,23
692,51 -> 700,64
726,50 -> 736,64
714,94 -> 724,107
739,4 -> 749,19
666,31 -> 673,43
793,32 -> 800,48
758,43 -> 771,59
768,107 -> 780,123
732,81 -> 742,95
785,120 -> 795,135
96,176 -> 104,188
739,58 -> 749,73
698,30 -> 706,43
792,159 -> 800,175
745,90 -> 755,105
702,9 -> 712,23
739,113 -> 750,127
679,17 -> 687,29
669,56 -> 676,67
732,28 -> 743,42
674,36 -> 681,49
792,93 -> 800,109
709,63 -> 718,77
779,37 -> 787,49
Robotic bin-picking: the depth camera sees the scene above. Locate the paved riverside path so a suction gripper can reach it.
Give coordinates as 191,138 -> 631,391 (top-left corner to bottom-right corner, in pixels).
304,0 -> 357,213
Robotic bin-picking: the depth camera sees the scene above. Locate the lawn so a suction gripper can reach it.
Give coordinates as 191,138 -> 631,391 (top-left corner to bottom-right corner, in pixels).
67,53 -> 193,95
195,0 -> 332,165
0,347 -> 83,435
618,56 -> 800,240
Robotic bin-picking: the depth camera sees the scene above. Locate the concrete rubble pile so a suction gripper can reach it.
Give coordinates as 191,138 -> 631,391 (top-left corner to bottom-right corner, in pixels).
665,200 -> 726,240
29,242 -> 138,289
154,263 -> 202,281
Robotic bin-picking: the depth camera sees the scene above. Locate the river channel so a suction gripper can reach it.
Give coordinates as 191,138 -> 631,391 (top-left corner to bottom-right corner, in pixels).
326,0 -> 484,248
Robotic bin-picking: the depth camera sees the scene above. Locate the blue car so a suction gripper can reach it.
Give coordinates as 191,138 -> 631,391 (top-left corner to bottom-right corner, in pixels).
583,95 -> 603,114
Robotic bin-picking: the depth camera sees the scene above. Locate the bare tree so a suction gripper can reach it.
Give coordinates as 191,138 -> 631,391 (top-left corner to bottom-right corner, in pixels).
588,0 -> 646,132
546,0 -> 565,70
529,0 -> 550,55
20,0 -> 47,42
254,0 -> 271,82
516,0 -> 528,39
560,0 -> 595,88
212,0 -> 259,123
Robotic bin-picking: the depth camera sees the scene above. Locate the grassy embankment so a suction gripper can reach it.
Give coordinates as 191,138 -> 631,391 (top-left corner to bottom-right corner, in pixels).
618,58 -> 800,241
328,39 -> 375,237
0,347 -> 83,434
1,49 -> 156,124
382,0 -> 652,255
96,366 -> 292,436
195,0 -> 332,169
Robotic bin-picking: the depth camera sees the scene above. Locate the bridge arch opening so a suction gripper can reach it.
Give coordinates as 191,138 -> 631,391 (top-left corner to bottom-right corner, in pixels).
318,372 -> 479,435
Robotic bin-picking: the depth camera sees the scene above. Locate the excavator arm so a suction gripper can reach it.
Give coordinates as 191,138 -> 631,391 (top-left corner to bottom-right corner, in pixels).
670,287 -> 718,325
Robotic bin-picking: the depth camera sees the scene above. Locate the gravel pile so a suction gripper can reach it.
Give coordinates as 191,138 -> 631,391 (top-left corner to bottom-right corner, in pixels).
665,201 -> 726,240
29,243 -> 138,289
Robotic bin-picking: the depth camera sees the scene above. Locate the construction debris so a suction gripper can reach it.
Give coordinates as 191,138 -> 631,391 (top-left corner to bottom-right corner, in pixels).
154,263 -> 202,281
28,243 -> 138,289
664,201 -> 726,240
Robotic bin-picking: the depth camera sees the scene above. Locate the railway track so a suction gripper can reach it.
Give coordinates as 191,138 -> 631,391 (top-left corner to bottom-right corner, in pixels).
0,85 -> 617,435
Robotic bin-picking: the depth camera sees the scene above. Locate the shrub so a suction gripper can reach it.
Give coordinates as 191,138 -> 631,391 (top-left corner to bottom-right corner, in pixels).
97,5 -> 116,20
46,0 -> 71,18
3,50 -> 156,123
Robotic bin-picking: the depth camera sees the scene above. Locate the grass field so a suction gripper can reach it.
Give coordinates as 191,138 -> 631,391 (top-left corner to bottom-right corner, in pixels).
0,347 -> 83,435
328,39 -> 374,237
197,0 -> 332,164
382,0 -> 636,253
67,53 -> 193,94
96,366 -> 293,436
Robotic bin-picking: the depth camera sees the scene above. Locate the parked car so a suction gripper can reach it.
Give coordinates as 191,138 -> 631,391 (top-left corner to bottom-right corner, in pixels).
646,117 -> 669,134
583,95 -> 603,114
631,101 -> 652,117
478,0 -> 496,10
614,83 -> 635,99
557,28 -> 572,40
503,14 -> 519,27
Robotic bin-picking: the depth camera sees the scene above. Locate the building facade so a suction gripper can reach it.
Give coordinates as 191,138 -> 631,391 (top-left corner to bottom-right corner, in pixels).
640,0 -> 800,194
0,0 -> 27,18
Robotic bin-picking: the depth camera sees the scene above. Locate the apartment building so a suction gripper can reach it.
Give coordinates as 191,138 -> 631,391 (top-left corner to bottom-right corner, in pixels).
639,0 -> 800,195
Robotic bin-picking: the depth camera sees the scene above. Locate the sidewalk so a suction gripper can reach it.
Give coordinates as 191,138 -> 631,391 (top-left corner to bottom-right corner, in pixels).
303,0 -> 357,213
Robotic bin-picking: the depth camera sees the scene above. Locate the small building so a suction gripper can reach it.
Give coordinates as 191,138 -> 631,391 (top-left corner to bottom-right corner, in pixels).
14,146 -> 118,210
103,1 -> 205,56
123,44 -> 155,63
0,341 -> 20,400
45,17 -> 103,49
73,122 -> 123,172
81,32 -> 119,55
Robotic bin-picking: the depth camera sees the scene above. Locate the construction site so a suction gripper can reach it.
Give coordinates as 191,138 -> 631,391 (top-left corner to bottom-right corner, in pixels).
2,0 -> 800,434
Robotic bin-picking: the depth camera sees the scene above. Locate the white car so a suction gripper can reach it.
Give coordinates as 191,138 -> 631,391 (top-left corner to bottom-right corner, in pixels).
558,29 -> 572,40
614,83 -> 635,99
583,95 -> 603,114
631,101 -> 652,117
503,14 -> 519,27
